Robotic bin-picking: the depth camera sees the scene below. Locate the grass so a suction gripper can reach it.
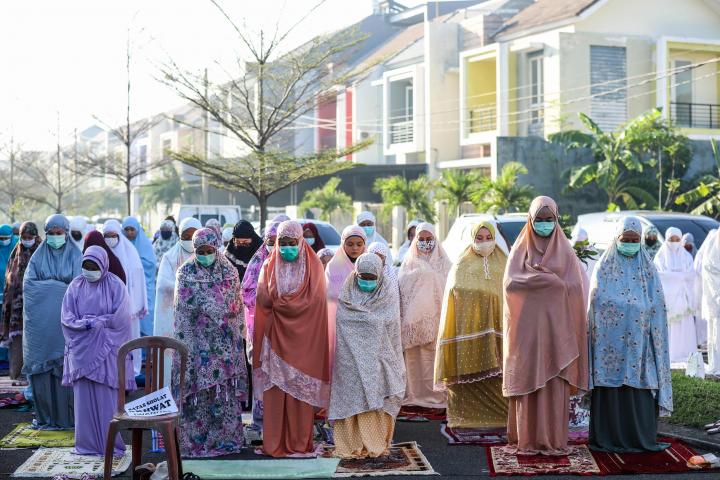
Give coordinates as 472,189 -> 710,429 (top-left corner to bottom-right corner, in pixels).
665,370 -> 720,429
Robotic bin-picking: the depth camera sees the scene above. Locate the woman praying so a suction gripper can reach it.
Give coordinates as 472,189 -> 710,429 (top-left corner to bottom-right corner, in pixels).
122,216 -> 157,337
302,222 -> 326,253
83,231 -> 126,284
23,214 -> 82,429
173,228 -> 247,457
435,222 -> 508,429
61,246 -> 136,456
398,222 -> 450,409
254,220 -> 330,457
225,220 -> 263,280
502,196 -> 588,455
587,216 -> 671,452
153,220 -> 178,263
329,253 -> 405,458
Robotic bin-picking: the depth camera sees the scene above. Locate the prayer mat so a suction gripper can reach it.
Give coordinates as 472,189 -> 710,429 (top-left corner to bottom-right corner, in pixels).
591,437 -> 716,475
397,406 -> 446,422
326,441 -> 437,477
0,376 -> 21,394
151,413 -> 258,453
0,393 -> 28,409
12,446 -> 131,478
1,423 -> 74,449
183,458 -> 340,479
487,445 -> 601,476
440,423 -> 506,446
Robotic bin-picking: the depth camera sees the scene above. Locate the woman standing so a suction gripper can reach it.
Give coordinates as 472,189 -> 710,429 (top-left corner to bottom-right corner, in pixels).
435,222 -> 507,429
643,225 -> 662,259
83,232 -> 126,284
225,220 -> 263,280
503,196 -> 587,455
587,216 -> 672,452
173,228 -> 247,457
654,227 -> 697,363
329,253 -> 405,458
2,222 -> 41,380
326,226 -> 367,368
122,217 -> 157,337
254,220 -> 330,457
701,231 -> 720,374
23,214 -> 83,429
153,220 -> 178,263
399,222 -> 451,409
302,223 -> 326,253
0,224 -> 18,305
61,246 -> 136,456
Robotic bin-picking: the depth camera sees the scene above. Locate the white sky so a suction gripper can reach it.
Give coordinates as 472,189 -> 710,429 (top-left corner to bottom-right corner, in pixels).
0,0 -> 425,150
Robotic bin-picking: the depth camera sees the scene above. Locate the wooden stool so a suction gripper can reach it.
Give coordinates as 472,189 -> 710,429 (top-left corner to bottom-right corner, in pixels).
103,336 -> 188,480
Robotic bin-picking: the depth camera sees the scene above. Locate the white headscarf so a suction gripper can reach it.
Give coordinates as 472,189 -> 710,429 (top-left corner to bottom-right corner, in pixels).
102,220 -> 148,321
368,241 -> 398,291
325,225 -> 368,302
356,211 -> 389,249
654,227 -> 694,273
69,216 -> 88,251
398,222 -> 452,349
701,230 -> 720,372
654,227 -> 696,326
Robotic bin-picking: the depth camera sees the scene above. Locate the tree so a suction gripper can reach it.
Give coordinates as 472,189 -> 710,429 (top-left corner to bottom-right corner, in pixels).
0,138 -> 32,221
373,175 -> 435,222
436,169 -> 481,218
77,27 -> 166,215
299,177 -> 352,221
676,139 -> 720,216
159,0 -> 373,230
624,108 -> 691,209
550,113 -> 655,211
471,162 -> 535,214
139,164 -> 184,215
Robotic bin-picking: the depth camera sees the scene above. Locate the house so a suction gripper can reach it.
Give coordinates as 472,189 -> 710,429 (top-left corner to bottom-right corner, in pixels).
454,0 -> 720,179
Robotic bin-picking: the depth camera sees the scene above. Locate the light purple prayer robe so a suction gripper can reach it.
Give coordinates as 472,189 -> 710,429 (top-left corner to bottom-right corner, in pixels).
61,245 -> 137,456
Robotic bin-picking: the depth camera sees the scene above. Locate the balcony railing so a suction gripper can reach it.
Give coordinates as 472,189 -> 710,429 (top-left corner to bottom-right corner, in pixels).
671,102 -> 720,129
468,106 -> 496,134
390,120 -> 413,144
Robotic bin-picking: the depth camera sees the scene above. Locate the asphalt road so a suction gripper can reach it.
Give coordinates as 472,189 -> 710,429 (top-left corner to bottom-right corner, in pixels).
0,404 -> 718,479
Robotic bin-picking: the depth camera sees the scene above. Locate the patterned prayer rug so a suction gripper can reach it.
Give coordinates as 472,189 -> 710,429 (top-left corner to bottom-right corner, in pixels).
592,437 -> 716,475
0,376 -> 21,394
440,423 -> 506,446
487,445 -> 601,476
183,458 -> 340,479
397,406 -> 446,422
1,423 -> 74,449
0,393 -> 29,409
12,446 -> 131,478
326,441 -> 436,477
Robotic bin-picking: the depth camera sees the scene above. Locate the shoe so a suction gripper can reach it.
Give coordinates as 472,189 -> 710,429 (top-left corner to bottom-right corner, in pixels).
704,421 -> 720,430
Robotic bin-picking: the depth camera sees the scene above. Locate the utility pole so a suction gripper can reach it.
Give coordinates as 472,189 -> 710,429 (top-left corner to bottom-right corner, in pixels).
56,112 -> 62,213
202,68 -> 210,204
657,146 -> 662,209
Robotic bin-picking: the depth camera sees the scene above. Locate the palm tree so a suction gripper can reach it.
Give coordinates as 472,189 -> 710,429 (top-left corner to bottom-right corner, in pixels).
436,169 -> 482,218
676,139 -> 720,216
299,177 -> 353,221
550,113 -> 656,211
140,164 -> 184,214
373,175 -> 435,222
471,162 -> 535,214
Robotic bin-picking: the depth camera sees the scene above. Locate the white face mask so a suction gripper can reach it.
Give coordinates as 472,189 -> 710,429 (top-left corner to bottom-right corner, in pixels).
0,238 -> 11,247
181,240 -> 194,253
668,240 -> 682,252
472,240 -> 495,257
82,269 -> 102,283
105,236 -> 119,249
306,237 -> 315,247
417,239 -> 435,254
21,239 -> 36,248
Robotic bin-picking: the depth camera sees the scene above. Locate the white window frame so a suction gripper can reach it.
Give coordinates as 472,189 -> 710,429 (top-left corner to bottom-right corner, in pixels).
528,52 -> 544,126
382,64 -> 424,157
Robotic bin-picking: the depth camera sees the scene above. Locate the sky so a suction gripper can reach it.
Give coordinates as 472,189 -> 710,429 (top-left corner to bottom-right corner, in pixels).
0,0 -> 425,150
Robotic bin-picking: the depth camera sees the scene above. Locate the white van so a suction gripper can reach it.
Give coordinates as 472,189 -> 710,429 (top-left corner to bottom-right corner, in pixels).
177,205 -> 243,228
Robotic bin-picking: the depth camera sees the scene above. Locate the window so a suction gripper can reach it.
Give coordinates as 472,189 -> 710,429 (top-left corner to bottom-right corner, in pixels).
672,60 -> 693,127
528,52 -> 544,134
389,78 -> 414,144
590,46 -> 627,132
162,139 -> 172,162
404,85 -> 414,122
139,145 -> 147,173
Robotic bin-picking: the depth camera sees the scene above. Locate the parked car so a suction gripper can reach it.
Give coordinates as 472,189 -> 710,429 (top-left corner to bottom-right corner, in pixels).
576,211 -> 720,252
296,219 -> 342,253
177,204 -> 243,228
443,213 -> 528,263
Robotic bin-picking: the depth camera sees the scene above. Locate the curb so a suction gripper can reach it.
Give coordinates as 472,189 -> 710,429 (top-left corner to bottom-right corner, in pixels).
659,426 -> 720,452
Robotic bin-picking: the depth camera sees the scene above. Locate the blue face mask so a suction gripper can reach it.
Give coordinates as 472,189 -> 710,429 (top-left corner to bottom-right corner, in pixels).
362,226 -> 375,238
0,238 -> 11,247
196,253 -> 216,267
280,246 -> 299,262
46,234 -> 66,250
533,221 -> 555,237
306,237 -> 315,247
357,278 -> 377,292
617,241 -> 641,257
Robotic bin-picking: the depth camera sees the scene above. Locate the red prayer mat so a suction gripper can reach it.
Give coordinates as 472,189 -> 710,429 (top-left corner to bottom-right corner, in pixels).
591,437 -> 710,475
487,445 -> 600,476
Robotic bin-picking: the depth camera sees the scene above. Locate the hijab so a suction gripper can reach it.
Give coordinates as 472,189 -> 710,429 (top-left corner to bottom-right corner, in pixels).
84,231 -> 127,284
254,220 -> 331,407
326,225 -> 367,302
31,214 -> 82,283
588,216 -> 672,415
643,224 -> 662,259
225,220 -> 262,277
153,219 -> 178,261
302,222 -> 326,253
356,211 -> 389,247
682,232 -> 696,257
654,227 -> 694,273
398,222 -> 452,349
241,221 -> 279,310
205,218 -> 224,249
367,241 -> 398,289
502,196 -> 588,397
396,219 -> 421,266
69,216 -> 88,251
0,224 -> 18,292
102,219 -> 147,321
122,217 -> 157,273
2,222 -> 40,339
435,221 -> 506,389
329,253 -> 404,421
61,245 -> 136,391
